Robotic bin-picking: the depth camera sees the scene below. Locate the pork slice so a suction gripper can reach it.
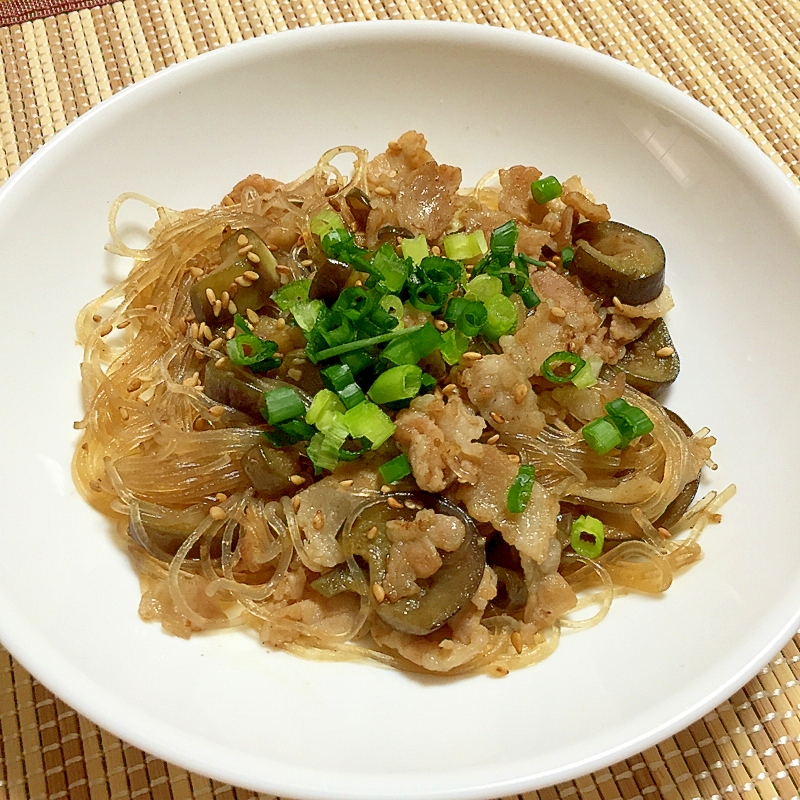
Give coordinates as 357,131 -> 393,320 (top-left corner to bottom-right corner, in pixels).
396,160 -> 462,240
455,447 -> 559,564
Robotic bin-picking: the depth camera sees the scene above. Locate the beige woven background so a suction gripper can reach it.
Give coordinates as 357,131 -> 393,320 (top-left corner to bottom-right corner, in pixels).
1,1 -> 799,798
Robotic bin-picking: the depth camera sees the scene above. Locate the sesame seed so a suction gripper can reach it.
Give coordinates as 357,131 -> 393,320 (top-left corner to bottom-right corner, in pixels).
238,245 -> 254,256
290,474 -> 306,486
117,320 -> 130,329
510,631 -> 523,654
221,291 -> 230,306
434,319 -> 448,332
367,525 -> 378,540
443,383 -> 457,395
89,479 -> 102,492
657,526 -> 672,539
145,304 -> 157,311
292,496 -> 302,512
206,288 -> 217,304
550,307 -> 567,319
243,270 -> 260,282
178,320 -> 188,334
513,383 -> 529,404
463,351 -> 482,362
226,326 -> 237,339
214,356 -> 229,369
487,434 -> 500,444
228,301 -> 238,315
374,186 -> 391,197
247,252 -> 261,264
189,266 -> 204,278
209,506 -> 226,520
99,322 -> 113,337
325,182 -> 340,197
119,407 -> 129,421
372,582 -> 386,603
339,479 -> 354,488
490,411 -> 506,424
213,299 -> 222,317
276,264 -> 292,274
237,234 -> 249,246
387,497 -> 403,509
194,417 -> 209,431
312,509 -> 325,529
190,322 -> 200,339
92,314 -> 102,323
354,280 -> 363,287
208,406 -> 226,417
216,492 -> 228,502
489,664 -> 509,678
235,276 -> 251,287
268,243 -> 278,251
380,484 -> 392,494
301,259 -> 313,267
508,454 -> 521,464
656,346 -> 675,357
203,324 -> 214,342
276,317 -> 286,329
127,378 -> 142,392
431,245 -> 441,257
209,337 -> 224,351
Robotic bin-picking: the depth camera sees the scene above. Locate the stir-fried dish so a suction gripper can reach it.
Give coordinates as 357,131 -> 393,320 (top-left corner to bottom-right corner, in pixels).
73,132 -> 732,675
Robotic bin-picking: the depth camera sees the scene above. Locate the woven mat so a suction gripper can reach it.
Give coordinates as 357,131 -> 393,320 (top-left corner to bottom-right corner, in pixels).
1,2 -> 799,799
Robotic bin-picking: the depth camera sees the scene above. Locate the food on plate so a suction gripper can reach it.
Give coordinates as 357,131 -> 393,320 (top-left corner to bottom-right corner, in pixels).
73,132 -> 732,675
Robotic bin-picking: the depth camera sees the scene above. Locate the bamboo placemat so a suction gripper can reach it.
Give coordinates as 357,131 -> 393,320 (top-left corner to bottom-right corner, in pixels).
1,2 -> 799,799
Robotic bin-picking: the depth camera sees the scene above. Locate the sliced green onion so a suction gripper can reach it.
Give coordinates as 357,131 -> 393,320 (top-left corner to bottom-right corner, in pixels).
321,363 -> 356,393
310,209 -> 346,237
337,438 -> 368,462
506,464 -> 536,514
443,230 -> 488,261
306,431 -> 343,473
401,234 -> 429,265
263,418 -> 315,447
531,176 -> 562,204
226,333 -> 281,371
465,274 -> 503,303
561,246 -> 575,267
272,278 -> 311,311
372,243 -> 409,293
571,515 -> 604,559
333,287 -> 375,324
443,297 -> 487,337
314,408 -> 348,439
518,284 -> 541,309
343,402 -> 396,449
381,322 -> 440,366
489,220 -> 518,262
310,324 -> 424,363
265,386 -> 306,425
439,329 -> 471,366
582,416 -> 623,454
604,398 -> 654,441
368,364 -> 423,405
338,381 -> 366,410
379,453 -> 412,484
540,351 -> 586,384
341,350 -> 375,377
292,299 -> 323,331
379,294 -> 405,328
571,354 -> 603,389
482,293 -> 518,339
305,389 -> 345,427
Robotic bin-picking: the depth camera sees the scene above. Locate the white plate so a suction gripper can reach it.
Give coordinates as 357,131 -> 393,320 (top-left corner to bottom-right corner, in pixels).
1,21 -> 799,800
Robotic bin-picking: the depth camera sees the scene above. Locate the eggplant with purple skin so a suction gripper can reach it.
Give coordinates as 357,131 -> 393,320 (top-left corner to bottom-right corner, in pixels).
571,221 -> 665,306
311,493 -> 486,636
604,318 -> 680,396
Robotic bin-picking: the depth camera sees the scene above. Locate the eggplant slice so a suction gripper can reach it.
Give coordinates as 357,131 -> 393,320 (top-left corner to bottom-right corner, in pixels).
571,221 -> 665,305
605,318 -> 680,396
311,493 -> 486,636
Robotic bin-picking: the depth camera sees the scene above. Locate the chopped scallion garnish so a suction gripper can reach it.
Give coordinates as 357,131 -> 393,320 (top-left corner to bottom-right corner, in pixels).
368,365 -> 423,405
310,209 -> 346,237
570,515 -> 604,559
540,351 -> 587,384
531,176 -> 562,205
443,230 -> 488,261
379,453 -> 412,484
401,234 -> 429,265
506,464 -> 536,514
264,386 -> 306,426
343,402 -> 396,449
582,416 -> 623,454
